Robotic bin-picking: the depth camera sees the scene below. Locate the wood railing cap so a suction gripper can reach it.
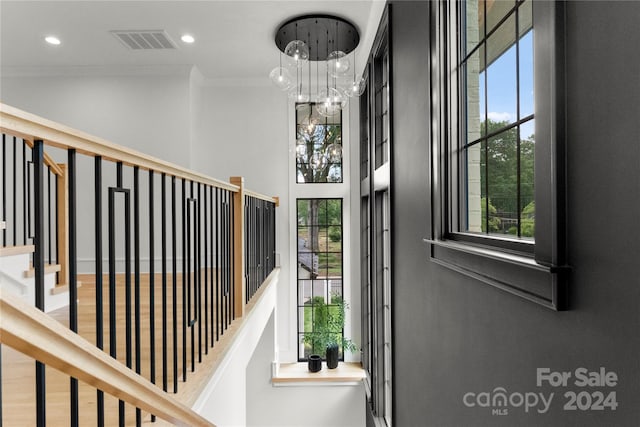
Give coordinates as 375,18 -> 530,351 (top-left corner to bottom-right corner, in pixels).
244,189 -> 279,205
0,103 -> 237,192
0,288 -> 216,427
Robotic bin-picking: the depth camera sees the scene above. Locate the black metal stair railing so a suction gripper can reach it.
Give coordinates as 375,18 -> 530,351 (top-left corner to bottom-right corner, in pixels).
245,194 -> 277,302
1,133 -> 60,265
0,103 -> 278,427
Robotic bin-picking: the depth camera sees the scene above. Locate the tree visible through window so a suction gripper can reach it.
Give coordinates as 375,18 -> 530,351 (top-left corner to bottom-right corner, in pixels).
295,103 -> 342,183
429,0 -> 568,309
462,0 -> 534,238
296,198 -> 344,360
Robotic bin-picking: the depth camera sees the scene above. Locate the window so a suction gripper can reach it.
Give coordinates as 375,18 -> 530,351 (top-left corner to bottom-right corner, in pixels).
361,8 -> 393,425
295,103 -> 342,183
461,0 -> 534,239
427,0 -> 569,309
290,95 -> 351,365
296,198 -> 344,360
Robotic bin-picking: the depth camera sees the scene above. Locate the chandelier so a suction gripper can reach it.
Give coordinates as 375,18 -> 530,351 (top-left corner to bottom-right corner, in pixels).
269,15 -> 366,115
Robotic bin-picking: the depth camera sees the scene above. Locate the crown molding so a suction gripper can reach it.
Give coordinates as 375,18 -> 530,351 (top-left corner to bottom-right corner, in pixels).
1,64 -> 194,78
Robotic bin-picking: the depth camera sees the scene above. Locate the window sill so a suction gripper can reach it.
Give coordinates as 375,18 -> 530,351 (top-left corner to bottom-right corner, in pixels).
271,362 -> 366,387
424,238 -> 569,310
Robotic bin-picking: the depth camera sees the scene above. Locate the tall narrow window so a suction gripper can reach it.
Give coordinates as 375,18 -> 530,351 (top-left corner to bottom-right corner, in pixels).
296,198 -> 344,360
374,45 -> 390,169
295,103 -> 343,183
375,190 -> 392,426
361,196 -> 372,375
361,9 -> 393,424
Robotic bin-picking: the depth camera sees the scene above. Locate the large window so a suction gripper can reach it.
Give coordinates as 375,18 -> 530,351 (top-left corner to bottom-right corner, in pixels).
295,103 -> 342,183
296,198 -> 344,360
461,0 -> 534,239
428,0 -> 568,309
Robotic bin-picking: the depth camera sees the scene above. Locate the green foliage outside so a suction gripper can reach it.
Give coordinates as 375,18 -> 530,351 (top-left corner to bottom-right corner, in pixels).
520,201 -> 535,237
297,199 -> 342,226
478,119 -> 535,236
480,197 -> 501,233
296,103 -> 342,183
297,199 -> 342,276
328,227 -> 341,242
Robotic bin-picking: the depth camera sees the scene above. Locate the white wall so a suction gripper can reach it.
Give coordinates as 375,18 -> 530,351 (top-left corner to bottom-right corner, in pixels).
1,68 -> 194,272
193,270 -> 364,427
193,270 -> 279,427
1,68 -> 193,167
246,305 -> 365,427
194,81 -> 293,362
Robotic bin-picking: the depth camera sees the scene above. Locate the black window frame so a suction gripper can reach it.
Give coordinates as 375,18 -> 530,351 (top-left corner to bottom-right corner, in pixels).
295,103 -> 344,184
426,0 -> 570,310
296,197 -> 345,361
361,6 -> 394,425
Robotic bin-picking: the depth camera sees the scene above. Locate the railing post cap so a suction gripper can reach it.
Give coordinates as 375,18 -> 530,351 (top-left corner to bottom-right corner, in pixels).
230,176 -> 245,188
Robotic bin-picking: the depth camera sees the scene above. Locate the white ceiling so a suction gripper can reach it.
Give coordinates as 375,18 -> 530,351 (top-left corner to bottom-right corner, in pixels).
0,1 -> 377,80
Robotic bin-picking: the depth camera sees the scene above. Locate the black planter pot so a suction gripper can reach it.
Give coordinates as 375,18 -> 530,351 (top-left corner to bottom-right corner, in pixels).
326,344 -> 339,369
308,354 -> 322,372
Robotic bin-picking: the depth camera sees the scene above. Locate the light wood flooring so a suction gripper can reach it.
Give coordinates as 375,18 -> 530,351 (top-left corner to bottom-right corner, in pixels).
2,270 -> 237,426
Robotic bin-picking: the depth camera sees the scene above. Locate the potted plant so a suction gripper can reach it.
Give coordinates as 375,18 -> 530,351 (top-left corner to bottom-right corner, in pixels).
302,294 -> 357,370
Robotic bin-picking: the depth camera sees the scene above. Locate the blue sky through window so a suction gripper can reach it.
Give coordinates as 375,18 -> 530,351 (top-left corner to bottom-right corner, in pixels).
478,30 -> 534,139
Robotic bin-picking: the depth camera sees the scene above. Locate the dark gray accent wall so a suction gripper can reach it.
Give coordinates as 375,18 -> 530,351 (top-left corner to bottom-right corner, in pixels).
387,1 -> 640,426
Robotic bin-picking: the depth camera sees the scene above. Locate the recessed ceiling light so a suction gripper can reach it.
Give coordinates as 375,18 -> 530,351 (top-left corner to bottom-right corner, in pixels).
45,36 -> 61,45
181,34 -> 195,44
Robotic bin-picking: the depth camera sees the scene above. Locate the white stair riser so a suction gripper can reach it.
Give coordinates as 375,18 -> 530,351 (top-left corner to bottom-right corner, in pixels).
0,252 -> 68,313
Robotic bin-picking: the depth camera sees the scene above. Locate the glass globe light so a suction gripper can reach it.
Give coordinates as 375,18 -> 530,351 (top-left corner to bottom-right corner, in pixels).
300,114 -> 320,135
317,87 -> 347,117
310,152 -> 328,171
284,40 -> 309,68
269,67 -> 293,91
327,51 -> 351,77
326,143 -> 342,163
346,76 -> 366,97
288,88 -> 310,103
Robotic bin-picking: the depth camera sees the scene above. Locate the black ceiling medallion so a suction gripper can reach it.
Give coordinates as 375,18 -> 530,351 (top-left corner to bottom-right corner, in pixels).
269,13 -> 365,112
274,15 -> 360,61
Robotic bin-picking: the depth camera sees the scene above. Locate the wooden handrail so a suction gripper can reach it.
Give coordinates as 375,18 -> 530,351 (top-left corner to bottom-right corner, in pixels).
245,189 -> 279,206
0,103 -> 238,192
0,288 -> 216,427
0,102 -> 278,208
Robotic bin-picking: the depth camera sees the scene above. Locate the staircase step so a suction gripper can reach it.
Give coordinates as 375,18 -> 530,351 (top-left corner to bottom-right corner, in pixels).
0,245 -> 35,257
24,264 -> 61,278
50,282 -> 82,295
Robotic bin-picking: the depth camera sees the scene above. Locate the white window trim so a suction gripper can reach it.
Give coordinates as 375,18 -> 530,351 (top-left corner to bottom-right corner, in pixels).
279,101 -> 359,363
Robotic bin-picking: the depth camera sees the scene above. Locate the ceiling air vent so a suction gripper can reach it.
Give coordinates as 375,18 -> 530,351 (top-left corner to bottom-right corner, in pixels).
111,30 -> 177,50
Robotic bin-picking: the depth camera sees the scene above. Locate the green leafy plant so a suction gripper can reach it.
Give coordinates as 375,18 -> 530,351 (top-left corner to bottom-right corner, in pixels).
328,227 -> 341,242
480,197 -> 501,233
302,294 -> 357,357
520,201 -> 535,237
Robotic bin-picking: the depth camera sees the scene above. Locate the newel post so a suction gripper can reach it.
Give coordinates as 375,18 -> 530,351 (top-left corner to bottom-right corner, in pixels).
230,176 -> 245,318
56,163 -> 69,286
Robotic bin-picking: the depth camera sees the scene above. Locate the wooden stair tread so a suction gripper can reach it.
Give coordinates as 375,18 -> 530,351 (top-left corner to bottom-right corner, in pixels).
24,263 -> 61,278
0,245 -> 35,257
50,281 -> 82,295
